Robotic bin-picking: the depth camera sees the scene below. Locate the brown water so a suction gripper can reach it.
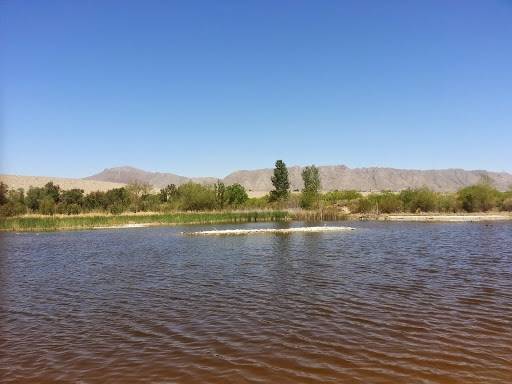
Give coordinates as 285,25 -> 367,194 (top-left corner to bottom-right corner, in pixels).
1,221 -> 512,383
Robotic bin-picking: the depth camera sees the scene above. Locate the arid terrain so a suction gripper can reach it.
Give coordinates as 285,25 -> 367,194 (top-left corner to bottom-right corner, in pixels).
0,174 -> 126,193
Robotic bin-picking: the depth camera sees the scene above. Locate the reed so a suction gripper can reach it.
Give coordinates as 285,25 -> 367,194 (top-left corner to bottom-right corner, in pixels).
0,211 -> 289,232
290,209 -> 349,221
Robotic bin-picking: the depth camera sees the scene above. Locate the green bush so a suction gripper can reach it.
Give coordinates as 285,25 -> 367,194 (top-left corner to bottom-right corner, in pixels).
376,192 -> 402,213
225,183 -> 248,207
437,194 -> 459,213
502,197 -> 512,212
399,187 -> 438,212
457,184 -> 498,212
177,182 -> 216,211
323,190 -> 362,205
300,191 -> 318,209
244,196 -> 269,209
0,201 -> 27,217
39,196 -> 56,215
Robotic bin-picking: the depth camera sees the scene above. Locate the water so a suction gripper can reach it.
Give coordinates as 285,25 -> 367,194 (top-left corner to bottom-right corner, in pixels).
1,221 -> 511,383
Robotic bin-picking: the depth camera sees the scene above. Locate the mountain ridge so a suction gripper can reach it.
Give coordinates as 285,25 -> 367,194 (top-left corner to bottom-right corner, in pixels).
85,165 -> 512,192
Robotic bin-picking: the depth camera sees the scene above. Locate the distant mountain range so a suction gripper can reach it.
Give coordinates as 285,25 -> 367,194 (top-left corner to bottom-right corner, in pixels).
84,165 -> 512,192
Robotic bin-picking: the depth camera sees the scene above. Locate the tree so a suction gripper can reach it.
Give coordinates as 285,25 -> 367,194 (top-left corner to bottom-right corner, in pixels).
215,181 -> 226,209
44,182 -> 61,203
300,165 -> 321,209
0,182 -> 8,205
25,187 -> 45,211
225,184 -> 248,206
0,187 -> 27,217
126,182 -> 152,212
39,196 -> 56,215
269,160 -> 290,201
159,184 -> 178,203
59,189 -> 84,214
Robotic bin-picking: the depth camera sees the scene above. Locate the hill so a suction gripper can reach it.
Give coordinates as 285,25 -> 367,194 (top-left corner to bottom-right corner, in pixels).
0,174 -> 126,193
85,165 -> 512,192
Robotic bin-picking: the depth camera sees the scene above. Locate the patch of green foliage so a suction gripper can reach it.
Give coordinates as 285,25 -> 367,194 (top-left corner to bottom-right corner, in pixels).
269,160 -> 290,201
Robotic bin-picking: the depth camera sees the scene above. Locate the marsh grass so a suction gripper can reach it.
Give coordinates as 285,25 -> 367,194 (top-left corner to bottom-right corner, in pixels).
0,211 -> 289,232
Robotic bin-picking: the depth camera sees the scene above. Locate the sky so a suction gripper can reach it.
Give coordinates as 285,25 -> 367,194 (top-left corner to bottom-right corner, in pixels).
1,0 -> 511,178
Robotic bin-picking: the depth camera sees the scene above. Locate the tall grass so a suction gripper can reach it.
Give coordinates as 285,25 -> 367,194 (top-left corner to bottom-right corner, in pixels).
0,211 -> 289,232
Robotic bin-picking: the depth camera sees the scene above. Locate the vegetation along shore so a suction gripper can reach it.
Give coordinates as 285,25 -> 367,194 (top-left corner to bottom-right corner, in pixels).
1,160 -> 511,231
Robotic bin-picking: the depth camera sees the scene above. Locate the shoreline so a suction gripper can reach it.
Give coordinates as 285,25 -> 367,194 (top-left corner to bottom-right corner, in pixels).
1,211 -> 511,232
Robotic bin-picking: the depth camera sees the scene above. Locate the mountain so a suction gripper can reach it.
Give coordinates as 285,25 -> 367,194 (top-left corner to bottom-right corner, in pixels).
84,166 -> 217,188
85,165 -> 512,192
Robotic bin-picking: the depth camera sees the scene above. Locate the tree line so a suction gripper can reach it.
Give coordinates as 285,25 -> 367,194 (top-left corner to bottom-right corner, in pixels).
1,160 -> 511,216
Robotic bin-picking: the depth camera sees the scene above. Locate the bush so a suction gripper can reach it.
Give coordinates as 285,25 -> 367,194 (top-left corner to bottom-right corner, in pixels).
0,201 -> 27,217
323,190 -> 362,205
244,196 -> 269,209
400,187 -> 437,213
356,197 -> 374,213
225,184 -> 248,207
437,194 -> 459,213
502,197 -> 512,212
0,182 -> 8,205
39,196 -> 56,215
177,182 -> 216,211
300,191 -> 318,209
457,184 -> 498,212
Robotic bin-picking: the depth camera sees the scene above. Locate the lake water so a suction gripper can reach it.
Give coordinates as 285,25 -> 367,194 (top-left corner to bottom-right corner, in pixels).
1,221 -> 511,383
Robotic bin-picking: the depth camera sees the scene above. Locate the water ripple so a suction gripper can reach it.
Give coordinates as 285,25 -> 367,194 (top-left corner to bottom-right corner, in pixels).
1,221 -> 512,383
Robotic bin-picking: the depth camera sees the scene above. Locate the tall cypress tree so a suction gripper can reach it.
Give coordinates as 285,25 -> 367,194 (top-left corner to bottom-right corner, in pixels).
270,160 -> 290,201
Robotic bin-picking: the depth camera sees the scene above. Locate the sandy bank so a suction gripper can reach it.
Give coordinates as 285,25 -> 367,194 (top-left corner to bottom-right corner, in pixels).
92,223 -> 152,229
380,214 -> 512,222
185,226 -> 355,235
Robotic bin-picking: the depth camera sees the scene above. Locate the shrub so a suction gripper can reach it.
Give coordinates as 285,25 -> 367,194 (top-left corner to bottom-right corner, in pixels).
244,196 -> 269,209
457,184 -> 498,212
177,182 -> 216,211
300,191 -> 318,209
399,188 -> 438,212
502,197 -> 512,212
437,194 -> 459,213
39,196 -> 56,215
323,190 -> 362,205
225,184 -> 248,207
0,201 -> 27,217
0,182 -> 8,205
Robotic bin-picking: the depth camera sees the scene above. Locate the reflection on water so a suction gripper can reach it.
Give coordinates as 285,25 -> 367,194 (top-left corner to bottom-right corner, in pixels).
1,221 -> 512,383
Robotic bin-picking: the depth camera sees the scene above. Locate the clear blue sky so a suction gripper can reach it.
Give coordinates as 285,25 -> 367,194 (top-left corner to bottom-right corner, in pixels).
2,0 -> 511,178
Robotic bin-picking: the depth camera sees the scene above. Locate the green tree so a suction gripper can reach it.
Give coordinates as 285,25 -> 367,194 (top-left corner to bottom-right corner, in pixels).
105,187 -> 130,214
43,182 -> 61,203
0,188 -> 27,217
269,160 -> 290,201
39,196 -> 56,215
59,189 -> 84,214
126,182 -> 152,212
215,181 -> 226,209
25,187 -> 45,211
159,184 -> 178,202
0,182 -> 8,205
83,191 -> 107,211
300,165 -> 321,209
225,184 -> 248,206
